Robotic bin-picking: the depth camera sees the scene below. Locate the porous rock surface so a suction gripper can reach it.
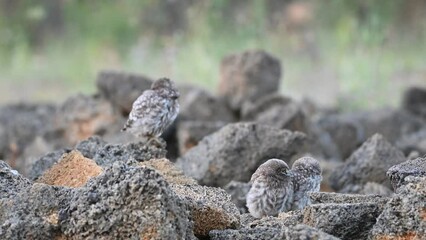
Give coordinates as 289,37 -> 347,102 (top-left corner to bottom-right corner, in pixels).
0,160 -> 32,199
176,122 -> 306,187
0,183 -> 73,240
179,87 -> 236,122
387,156 -> 426,191
303,202 -> 383,239
209,223 -> 339,240
241,94 -> 307,133
370,176 -> 426,239
329,133 -> 405,191
140,158 -> 197,185
218,50 -> 282,111
177,120 -> 226,155
223,180 -> 251,213
171,184 -> 240,238
59,162 -> 196,239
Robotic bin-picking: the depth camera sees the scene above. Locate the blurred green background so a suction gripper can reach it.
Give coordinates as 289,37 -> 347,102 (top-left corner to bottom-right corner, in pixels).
0,0 -> 425,110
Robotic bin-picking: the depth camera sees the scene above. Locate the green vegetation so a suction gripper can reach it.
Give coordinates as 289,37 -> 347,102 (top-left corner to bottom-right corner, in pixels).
0,0 -> 425,110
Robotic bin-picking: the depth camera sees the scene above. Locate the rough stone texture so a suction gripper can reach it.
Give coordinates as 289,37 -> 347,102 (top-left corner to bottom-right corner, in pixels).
329,134 -> 406,191
396,128 -> 426,156
93,140 -> 167,167
37,150 -> 103,188
171,184 -> 240,238
176,122 -> 306,187
96,70 -> 153,115
177,120 -> 226,155
0,183 -> 73,240
28,148 -> 71,181
316,114 -> 364,160
58,94 -> 118,145
340,182 -> 393,196
241,94 -> 308,133
309,192 -> 389,205
355,109 -> 425,143
218,50 -> 282,111
75,135 -> 108,159
140,158 -> 197,185
59,163 -> 195,239
179,87 -> 236,122
303,202 -> 382,239
370,176 -> 426,239
402,87 -> 426,119
223,181 -> 251,213
209,223 -> 339,240
387,156 -> 426,191
0,103 -> 57,171
0,160 -> 32,199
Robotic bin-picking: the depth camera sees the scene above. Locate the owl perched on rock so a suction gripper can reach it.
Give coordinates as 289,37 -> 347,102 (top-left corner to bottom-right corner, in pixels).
122,78 -> 180,144
246,159 -> 294,218
290,156 -> 322,210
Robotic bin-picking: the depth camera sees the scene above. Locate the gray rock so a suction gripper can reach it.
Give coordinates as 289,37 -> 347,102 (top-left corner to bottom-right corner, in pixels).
395,128 -> 426,156
355,108 -> 425,143
339,182 -> 393,196
0,183 -> 73,240
0,103 -> 57,172
316,114 -> 364,160
179,87 -> 236,122
402,87 -> 426,119
370,176 -> 426,239
96,70 -> 153,115
177,122 -> 306,187
171,184 -> 240,238
209,223 -> 339,240
303,202 -> 382,239
58,94 -> 118,145
59,162 -> 195,239
329,134 -> 406,191
241,94 -> 308,133
309,192 -> 389,205
28,148 -> 71,181
177,120 -> 226,155
93,140 -> 167,167
387,156 -> 426,191
0,161 -> 32,199
223,181 -> 251,213
218,50 -> 282,111
75,135 -> 107,159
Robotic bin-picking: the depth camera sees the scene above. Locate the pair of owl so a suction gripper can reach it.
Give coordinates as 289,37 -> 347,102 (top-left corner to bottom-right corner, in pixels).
122,79 -> 322,219
247,157 -> 322,218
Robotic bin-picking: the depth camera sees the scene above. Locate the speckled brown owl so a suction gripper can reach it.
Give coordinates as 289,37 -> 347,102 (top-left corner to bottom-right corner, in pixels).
246,159 -> 294,218
290,156 -> 322,210
122,78 -> 179,143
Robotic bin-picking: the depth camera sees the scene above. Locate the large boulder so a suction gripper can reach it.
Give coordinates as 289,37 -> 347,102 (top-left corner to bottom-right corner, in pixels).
218,50 -> 282,111
241,94 -> 308,133
176,122 -> 306,187
209,223 -> 339,240
177,121 -> 226,155
370,176 -> 426,239
59,163 -> 196,239
179,87 -> 236,122
171,184 -> 240,238
402,87 -> 426,119
0,161 -> 32,199
96,70 -> 153,115
0,183 -> 73,240
329,134 -> 406,191
303,202 -> 383,240
387,156 -> 426,191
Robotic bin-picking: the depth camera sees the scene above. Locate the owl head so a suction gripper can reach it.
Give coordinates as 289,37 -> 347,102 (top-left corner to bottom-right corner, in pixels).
292,157 -> 322,176
251,158 -> 291,182
151,78 -> 180,99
